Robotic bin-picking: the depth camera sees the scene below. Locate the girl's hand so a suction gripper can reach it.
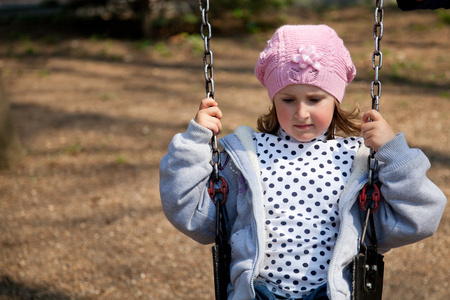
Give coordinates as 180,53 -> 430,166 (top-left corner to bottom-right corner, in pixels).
194,98 -> 223,135
361,109 -> 396,151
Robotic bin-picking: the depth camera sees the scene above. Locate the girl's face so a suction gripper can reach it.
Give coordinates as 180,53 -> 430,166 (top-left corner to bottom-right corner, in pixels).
273,84 -> 335,142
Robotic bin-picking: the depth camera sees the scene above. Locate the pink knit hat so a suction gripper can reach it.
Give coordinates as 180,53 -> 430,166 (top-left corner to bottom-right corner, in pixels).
255,25 -> 356,102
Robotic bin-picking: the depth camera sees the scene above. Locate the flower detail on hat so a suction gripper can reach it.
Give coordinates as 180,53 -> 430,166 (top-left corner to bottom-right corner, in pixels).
258,50 -> 267,65
292,45 -> 322,71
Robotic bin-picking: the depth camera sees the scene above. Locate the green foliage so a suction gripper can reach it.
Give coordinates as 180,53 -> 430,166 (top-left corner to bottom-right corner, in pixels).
182,13 -> 198,25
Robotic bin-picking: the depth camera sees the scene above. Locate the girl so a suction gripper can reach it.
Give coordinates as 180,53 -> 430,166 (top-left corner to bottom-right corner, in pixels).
159,25 -> 446,300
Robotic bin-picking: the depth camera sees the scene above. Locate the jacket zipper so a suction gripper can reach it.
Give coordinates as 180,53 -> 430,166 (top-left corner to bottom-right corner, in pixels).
221,137 -> 265,298
327,178 -> 367,299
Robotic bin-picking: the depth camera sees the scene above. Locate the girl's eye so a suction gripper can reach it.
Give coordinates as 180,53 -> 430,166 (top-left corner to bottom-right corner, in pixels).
309,98 -> 321,103
283,98 -> 295,102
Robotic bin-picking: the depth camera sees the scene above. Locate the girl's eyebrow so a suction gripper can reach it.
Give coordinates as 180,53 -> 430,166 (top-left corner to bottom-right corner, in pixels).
277,93 -> 295,98
276,90 -> 327,98
305,91 -> 327,97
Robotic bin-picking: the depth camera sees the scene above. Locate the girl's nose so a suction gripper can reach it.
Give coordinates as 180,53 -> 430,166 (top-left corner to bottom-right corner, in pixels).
296,103 -> 309,119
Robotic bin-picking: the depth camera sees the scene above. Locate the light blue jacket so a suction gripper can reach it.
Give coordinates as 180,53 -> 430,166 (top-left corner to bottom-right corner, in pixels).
159,120 -> 447,300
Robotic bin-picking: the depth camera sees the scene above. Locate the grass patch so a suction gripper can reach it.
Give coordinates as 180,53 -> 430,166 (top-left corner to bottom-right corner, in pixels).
116,155 -> 127,164
439,90 -> 450,99
36,69 -> 51,77
134,39 -> 152,51
100,92 -> 117,101
63,143 -> 82,156
154,42 -> 171,57
437,10 -> 450,25
187,34 -> 204,54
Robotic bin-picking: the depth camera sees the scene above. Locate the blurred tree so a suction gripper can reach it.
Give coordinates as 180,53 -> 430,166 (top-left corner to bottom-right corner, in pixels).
209,0 -> 293,19
52,0 -> 295,38
136,0 -> 197,38
0,79 -> 22,169
136,0 -> 293,37
136,0 -> 152,37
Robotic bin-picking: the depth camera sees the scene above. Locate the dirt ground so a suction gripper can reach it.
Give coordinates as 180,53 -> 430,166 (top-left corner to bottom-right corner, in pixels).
0,5 -> 449,300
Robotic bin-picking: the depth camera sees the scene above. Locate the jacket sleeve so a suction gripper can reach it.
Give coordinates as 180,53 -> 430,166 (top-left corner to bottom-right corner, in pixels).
371,133 -> 447,252
159,120 -> 218,244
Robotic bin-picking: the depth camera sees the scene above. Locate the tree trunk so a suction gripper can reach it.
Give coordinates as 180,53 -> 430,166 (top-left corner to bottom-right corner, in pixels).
0,79 -> 22,169
137,0 -> 152,38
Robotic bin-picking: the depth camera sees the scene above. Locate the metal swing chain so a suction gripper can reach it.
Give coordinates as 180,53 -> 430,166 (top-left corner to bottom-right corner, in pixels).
199,0 -> 221,182
359,0 -> 384,215
352,6 -> 386,298
199,0 -> 215,100
199,5 -> 231,299
368,0 -> 384,187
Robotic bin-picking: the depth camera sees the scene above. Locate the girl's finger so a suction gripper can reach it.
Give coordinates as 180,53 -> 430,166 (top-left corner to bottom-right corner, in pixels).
209,106 -> 223,120
199,98 -> 217,110
207,118 -> 222,135
362,109 -> 382,123
361,120 -> 377,134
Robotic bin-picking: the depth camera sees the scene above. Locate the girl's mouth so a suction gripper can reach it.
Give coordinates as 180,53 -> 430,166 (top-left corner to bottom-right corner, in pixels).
294,124 -> 312,129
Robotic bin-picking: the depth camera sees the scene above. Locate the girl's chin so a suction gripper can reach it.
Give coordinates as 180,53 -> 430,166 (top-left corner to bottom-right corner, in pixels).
290,134 -> 319,142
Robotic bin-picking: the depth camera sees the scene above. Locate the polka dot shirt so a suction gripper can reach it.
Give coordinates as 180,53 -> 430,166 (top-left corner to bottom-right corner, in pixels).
253,129 -> 362,299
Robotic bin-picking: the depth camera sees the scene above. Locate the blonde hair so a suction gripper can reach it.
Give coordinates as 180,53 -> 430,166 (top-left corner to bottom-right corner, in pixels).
257,100 -> 362,140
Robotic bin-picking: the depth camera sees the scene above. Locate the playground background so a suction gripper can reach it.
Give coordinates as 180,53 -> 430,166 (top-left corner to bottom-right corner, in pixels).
1,3 -> 449,300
